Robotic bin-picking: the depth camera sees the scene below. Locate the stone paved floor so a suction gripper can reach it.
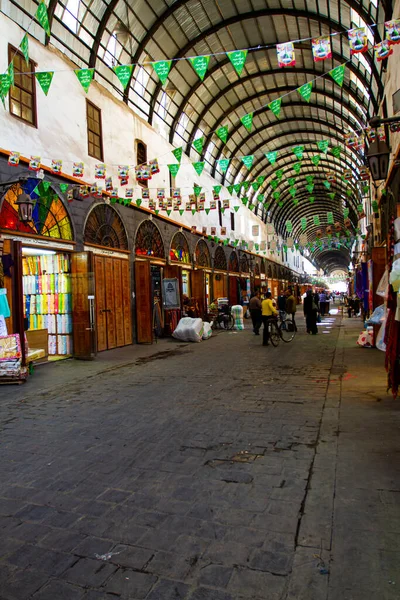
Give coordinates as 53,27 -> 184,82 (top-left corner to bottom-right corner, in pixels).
0,312 -> 399,600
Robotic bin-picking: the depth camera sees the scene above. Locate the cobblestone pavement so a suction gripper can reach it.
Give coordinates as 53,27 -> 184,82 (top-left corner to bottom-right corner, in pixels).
0,313 -> 399,600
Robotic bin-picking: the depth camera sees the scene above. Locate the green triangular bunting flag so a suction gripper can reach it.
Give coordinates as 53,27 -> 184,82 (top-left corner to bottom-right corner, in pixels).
327,212 -> 334,224
35,71 -> 54,96
292,145 -> 304,160
234,206 -> 240,212
218,158 -> 230,173
59,183 -> 68,193
309,196 -> 315,203
213,186 -> 222,194
189,55 -> 210,81
113,64 -> 133,89
268,98 -> 282,117
193,137 -> 205,154
293,162 -> 302,174
306,184 -> 314,193
227,185 -> 234,195
323,180 -> 331,189
36,1 -> 51,36
194,185 -> 202,196
240,113 -> 253,132
20,35 -> 29,65
216,126 -> 229,144
313,215 -> 320,226
329,64 -> 346,87
252,182 -> 260,191
265,151 -> 278,165
311,155 -> 321,166
152,60 -> 172,85
318,140 -> 329,154
168,164 -> 180,177
331,146 -> 341,158
298,81 -> 313,102
136,199 -> 142,207
193,162 -> 205,176
172,147 -> 183,163
227,50 -> 248,76
205,208 -> 210,215
241,155 -> 254,170
75,69 -> 94,93
257,175 -> 266,184
301,217 -> 307,230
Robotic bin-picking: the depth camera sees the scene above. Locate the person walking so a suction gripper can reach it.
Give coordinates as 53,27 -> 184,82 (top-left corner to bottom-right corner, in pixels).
277,290 -> 287,321
319,290 -> 327,316
285,289 -> 297,332
304,289 -> 318,334
249,290 -> 262,335
346,297 -> 353,318
261,291 -> 278,346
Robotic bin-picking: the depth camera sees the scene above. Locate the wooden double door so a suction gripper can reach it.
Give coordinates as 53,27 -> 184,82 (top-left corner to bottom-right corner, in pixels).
94,255 -> 132,351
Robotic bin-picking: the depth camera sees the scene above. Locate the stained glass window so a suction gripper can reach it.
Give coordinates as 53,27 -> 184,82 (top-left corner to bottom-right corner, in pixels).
170,231 -> 190,263
0,180 -> 73,240
84,204 -> 128,249
195,239 -> 210,267
135,220 -> 165,258
214,246 -> 227,270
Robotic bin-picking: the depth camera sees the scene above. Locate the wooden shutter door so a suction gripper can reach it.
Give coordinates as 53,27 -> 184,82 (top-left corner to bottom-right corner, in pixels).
191,270 -> 205,318
104,258 -> 117,349
135,261 -> 152,343
113,259 -> 125,347
71,252 -> 96,359
121,259 -> 132,345
94,256 -> 107,352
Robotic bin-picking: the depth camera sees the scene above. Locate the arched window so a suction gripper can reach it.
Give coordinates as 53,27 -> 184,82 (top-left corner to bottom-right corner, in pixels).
228,251 -> 239,273
240,254 -> 249,273
214,246 -> 227,270
0,181 -> 73,240
254,263 -> 260,276
84,203 -> 128,249
135,220 -> 165,258
195,239 -> 211,267
260,260 -> 266,275
170,231 -> 191,263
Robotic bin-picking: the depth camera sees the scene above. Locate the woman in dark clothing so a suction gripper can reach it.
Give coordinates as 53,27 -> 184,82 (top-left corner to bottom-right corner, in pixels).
304,290 -> 318,335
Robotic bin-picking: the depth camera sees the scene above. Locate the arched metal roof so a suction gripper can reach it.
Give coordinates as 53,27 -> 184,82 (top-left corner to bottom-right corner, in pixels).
20,0 -> 390,271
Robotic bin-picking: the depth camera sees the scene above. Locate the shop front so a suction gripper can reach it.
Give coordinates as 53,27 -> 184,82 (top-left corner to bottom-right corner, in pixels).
166,231 -> 196,318
228,250 -> 240,306
212,245 -> 228,300
193,239 -> 212,317
239,253 -> 251,307
254,262 -> 261,292
270,264 -> 279,299
134,219 -> 166,343
0,180 -> 77,380
83,203 -> 132,353
260,259 -> 267,295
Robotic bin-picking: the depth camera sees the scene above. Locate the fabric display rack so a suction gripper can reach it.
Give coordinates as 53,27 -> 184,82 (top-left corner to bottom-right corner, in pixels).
22,253 -> 73,357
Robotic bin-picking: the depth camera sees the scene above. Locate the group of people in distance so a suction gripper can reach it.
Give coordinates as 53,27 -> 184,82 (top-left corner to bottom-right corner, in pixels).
249,289 -> 297,346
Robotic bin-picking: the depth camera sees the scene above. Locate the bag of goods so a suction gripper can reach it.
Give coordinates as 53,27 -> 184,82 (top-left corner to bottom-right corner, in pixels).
357,329 -> 374,348
172,317 -> 204,342
202,321 -> 212,340
376,322 -> 386,352
231,305 -> 244,330
366,304 -> 385,325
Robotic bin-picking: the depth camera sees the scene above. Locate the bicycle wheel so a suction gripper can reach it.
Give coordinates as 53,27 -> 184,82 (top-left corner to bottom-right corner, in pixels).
280,319 -> 296,343
269,321 -> 280,346
226,314 -> 235,331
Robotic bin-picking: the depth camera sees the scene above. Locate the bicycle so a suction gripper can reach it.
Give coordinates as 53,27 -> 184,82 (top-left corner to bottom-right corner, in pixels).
266,317 -> 281,347
211,305 -> 235,331
277,314 -> 297,343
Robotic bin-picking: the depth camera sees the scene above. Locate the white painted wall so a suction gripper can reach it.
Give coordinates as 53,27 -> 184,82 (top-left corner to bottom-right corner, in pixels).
0,11 -> 310,273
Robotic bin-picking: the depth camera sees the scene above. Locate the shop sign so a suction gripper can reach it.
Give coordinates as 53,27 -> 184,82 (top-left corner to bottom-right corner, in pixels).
1,233 -> 74,251
163,278 -> 180,309
83,245 -> 129,259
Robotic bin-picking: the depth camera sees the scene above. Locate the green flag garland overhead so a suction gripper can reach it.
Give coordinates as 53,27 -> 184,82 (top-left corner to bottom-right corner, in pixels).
343,208 -> 349,219
306,184 -> 314,193
289,187 -> 297,197
328,192 -> 336,200
20,35 -> 29,65
275,169 -> 284,180
323,180 -> 331,189
0,73 -> 11,100
218,158 -> 230,173
309,196 -> 315,203
311,155 -> 321,166
233,183 -> 241,194
113,65 -> 133,89
241,155 -> 254,170
265,151 -> 278,165
240,113 -> 253,132
242,181 -> 250,191
189,55 -> 210,80
313,215 -> 320,226
257,175 -> 266,184
301,217 -> 307,230
216,126 -> 229,144
305,175 -> 314,184
168,164 -> 180,177
36,1 -> 51,36
331,146 -> 341,158
234,205 -> 240,212
194,185 -> 202,196
346,188 -> 352,197
270,179 -> 279,190
227,185 -> 234,195
35,71 -> 54,96
213,185 -> 222,194
292,145 -> 304,160
8,63 -> 14,87
192,137 -> 205,154
252,182 -> 260,191
59,183 -> 68,193
293,162 -> 302,174
286,221 -> 293,232
268,98 -> 282,117
288,177 -> 296,186
205,208 -> 210,215
298,81 -> 313,102
327,212 -> 334,224
272,191 -> 280,200
172,147 -> 183,163
318,140 -> 329,154
227,50 -> 248,76
257,194 -> 265,202
75,68 -> 94,93
329,64 -> 346,87
152,60 -> 172,85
